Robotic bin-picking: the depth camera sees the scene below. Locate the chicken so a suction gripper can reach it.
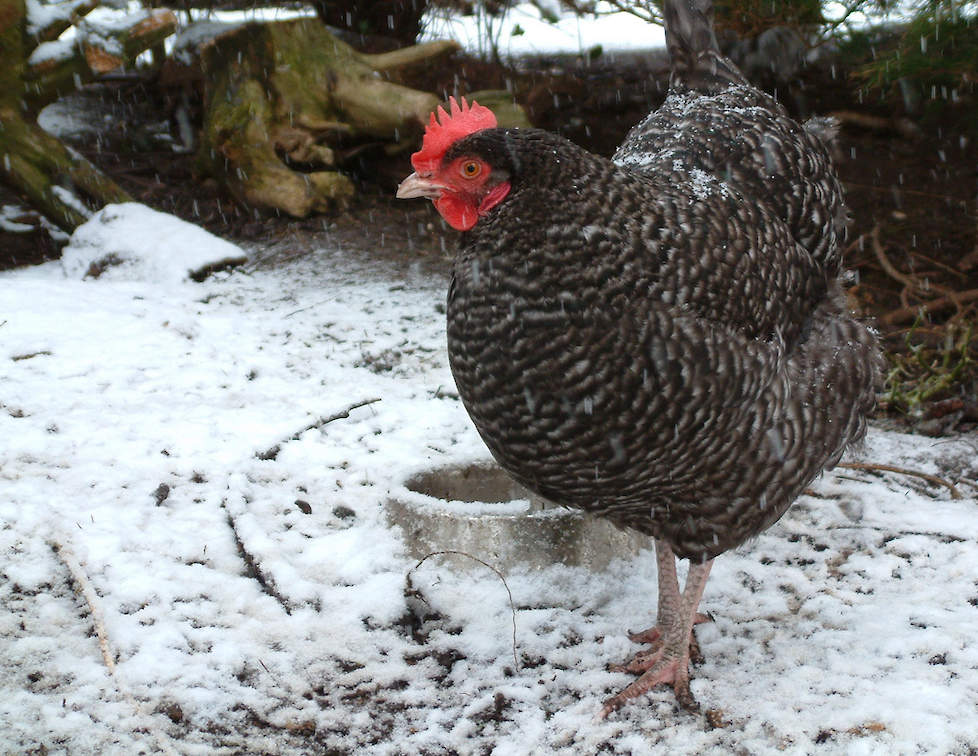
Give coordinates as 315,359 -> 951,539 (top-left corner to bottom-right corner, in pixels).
396,0 -> 880,716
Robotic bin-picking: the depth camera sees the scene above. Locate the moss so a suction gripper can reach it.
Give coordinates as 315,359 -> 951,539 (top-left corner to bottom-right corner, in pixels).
196,19 -> 453,217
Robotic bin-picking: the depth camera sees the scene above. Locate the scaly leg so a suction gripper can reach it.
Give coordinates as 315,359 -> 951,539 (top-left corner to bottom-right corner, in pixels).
614,539 -> 681,661
616,540 -> 711,663
602,549 -> 714,716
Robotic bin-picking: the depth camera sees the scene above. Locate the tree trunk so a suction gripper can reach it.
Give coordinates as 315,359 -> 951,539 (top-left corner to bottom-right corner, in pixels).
310,0 -> 429,46
195,19 -> 461,218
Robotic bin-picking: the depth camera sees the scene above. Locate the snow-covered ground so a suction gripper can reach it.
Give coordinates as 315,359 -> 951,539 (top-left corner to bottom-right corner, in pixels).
2,205 -> 977,754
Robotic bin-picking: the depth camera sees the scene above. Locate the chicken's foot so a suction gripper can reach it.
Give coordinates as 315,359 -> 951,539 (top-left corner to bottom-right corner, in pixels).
602,544 -> 714,716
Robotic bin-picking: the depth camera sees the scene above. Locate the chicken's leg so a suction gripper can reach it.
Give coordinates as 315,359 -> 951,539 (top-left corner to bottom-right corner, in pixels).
602,544 -> 714,716
622,540 -> 711,660
620,539 -> 681,648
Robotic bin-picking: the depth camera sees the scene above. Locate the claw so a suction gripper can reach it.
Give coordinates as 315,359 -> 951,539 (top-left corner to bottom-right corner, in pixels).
626,626 -> 662,645
627,612 -> 712,645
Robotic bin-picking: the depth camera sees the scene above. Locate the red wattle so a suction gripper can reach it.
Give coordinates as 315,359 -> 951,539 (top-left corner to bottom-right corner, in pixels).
434,194 -> 479,231
433,182 -> 512,232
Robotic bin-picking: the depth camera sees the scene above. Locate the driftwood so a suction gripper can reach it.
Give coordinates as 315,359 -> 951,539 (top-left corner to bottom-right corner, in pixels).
193,19 -> 463,218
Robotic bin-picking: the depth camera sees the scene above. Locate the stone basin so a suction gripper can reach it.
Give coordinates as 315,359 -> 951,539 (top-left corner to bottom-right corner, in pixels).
387,462 -> 649,571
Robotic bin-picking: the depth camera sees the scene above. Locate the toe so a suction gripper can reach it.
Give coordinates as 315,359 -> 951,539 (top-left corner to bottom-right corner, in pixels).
601,655 -> 686,716
627,626 -> 663,644
610,647 -> 664,674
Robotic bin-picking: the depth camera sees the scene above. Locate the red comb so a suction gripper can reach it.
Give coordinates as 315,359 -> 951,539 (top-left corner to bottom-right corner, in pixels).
411,96 -> 497,174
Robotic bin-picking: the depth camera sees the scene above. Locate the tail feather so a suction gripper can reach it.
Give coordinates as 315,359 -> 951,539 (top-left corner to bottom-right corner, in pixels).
663,0 -> 747,90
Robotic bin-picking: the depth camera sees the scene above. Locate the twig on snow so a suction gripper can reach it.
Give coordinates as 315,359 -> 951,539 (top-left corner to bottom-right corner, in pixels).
958,477 -> 978,495
221,504 -> 295,614
257,397 -> 381,461
49,536 -> 179,756
836,461 -> 964,499
408,550 -> 520,673
49,538 -> 117,672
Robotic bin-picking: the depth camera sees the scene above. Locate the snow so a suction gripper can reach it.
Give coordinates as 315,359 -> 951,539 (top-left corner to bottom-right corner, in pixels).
419,0 -> 919,60
2,203 -> 977,753
170,20 -> 247,64
60,203 -> 246,282
27,37 -> 76,66
1,207 -> 36,234
25,0 -> 92,37
424,2 -> 666,57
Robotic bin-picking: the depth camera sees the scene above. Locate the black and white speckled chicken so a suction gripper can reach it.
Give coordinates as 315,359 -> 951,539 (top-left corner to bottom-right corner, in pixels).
397,0 -> 880,715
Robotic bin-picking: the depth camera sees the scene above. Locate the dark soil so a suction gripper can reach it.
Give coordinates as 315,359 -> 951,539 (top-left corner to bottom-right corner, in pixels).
2,48 -> 976,430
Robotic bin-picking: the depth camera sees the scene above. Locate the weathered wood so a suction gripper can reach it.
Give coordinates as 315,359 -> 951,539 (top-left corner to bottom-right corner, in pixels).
360,39 -> 461,72
195,19 -> 460,218
23,44 -> 92,110
24,7 -> 177,110
465,89 -> 533,129
82,8 -> 177,73
25,0 -> 99,48
0,0 -> 27,96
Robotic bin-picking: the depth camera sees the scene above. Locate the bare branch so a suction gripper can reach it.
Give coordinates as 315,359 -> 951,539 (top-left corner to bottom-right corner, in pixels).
836,462 -> 964,499
257,398 -> 382,461
49,536 -> 180,755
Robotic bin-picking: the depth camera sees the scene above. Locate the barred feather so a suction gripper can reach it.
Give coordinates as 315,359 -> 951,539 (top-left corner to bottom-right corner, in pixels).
444,0 -> 880,562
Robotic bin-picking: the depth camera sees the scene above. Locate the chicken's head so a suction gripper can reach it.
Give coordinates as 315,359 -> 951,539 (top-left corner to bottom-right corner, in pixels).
396,97 -> 511,231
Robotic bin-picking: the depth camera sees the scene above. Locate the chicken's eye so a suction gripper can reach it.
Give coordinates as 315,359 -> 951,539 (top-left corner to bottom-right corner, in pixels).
461,160 -> 482,178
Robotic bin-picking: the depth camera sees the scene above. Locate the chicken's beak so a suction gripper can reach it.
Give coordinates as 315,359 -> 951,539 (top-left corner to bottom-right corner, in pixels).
396,172 -> 443,200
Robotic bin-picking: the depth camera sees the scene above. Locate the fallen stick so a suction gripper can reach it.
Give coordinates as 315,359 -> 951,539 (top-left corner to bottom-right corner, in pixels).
49,536 -> 179,755
408,550 -> 520,673
221,505 -> 295,614
257,397 -> 381,461
867,224 -> 978,325
869,225 -> 917,292
836,461 -> 963,499
828,110 -> 922,140
881,289 -> 978,326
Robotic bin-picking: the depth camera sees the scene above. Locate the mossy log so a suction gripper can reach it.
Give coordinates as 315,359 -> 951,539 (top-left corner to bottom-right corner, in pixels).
0,0 -> 132,233
195,19 -> 462,218
0,105 -> 132,231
